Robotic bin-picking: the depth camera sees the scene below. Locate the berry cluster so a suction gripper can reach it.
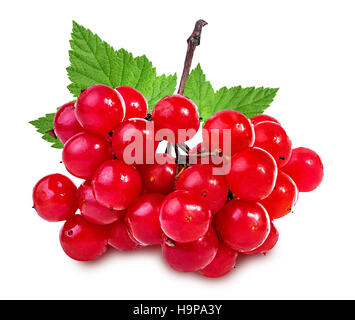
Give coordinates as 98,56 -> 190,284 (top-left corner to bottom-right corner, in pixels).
32,84 -> 323,278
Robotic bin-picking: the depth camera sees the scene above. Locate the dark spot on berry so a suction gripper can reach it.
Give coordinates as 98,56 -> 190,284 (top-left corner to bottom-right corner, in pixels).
67,230 -> 73,236
279,156 -> 286,160
82,200 -> 86,204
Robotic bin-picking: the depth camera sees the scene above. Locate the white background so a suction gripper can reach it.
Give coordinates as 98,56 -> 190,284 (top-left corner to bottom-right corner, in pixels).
0,0 -> 354,299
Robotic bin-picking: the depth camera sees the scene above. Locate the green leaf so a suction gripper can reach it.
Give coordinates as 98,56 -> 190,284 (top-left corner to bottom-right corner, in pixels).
67,21 -> 118,96
31,21 -> 279,150
147,73 -> 177,111
184,63 -> 279,120
31,21 -> 178,149
183,64 -> 215,119
66,21 -> 177,110
29,114 -> 63,149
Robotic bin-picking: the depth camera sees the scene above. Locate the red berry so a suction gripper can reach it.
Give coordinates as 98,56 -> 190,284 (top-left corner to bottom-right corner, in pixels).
176,164 -> 228,214
250,114 -> 280,125
75,84 -> 125,134
54,101 -> 83,143
215,199 -> 270,252
152,94 -> 200,143
108,216 -> 142,251
253,121 -> 292,167
202,109 -> 254,156
116,86 -> 148,120
200,241 -> 238,278
159,190 -> 212,243
282,147 -> 324,192
162,227 -> 219,272
92,160 -> 142,210
126,193 -> 165,245
60,215 -> 108,261
260,171 -> 298,219
137,153 -> 177,195
32,174 -> 77,222
62,132 -> 113,179
226,147 -> 278,201
112,118 -> 158,165
78,181 -> 124,225
244,221 -> 279,255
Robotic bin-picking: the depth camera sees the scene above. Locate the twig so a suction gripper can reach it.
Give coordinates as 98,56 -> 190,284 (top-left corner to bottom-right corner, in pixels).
177,19 -> 208,95
46,129 -> 57,139
165,142 -> 173,155
188,150 -> 223,159
176,143 -> 190,154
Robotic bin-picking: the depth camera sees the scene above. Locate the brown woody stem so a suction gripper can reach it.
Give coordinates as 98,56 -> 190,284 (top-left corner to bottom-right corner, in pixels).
188,150 -> 223,159
165,142 -> 173,155
177,19 -> 208,95
176,143 -> 190,153
46,129 -> 57,139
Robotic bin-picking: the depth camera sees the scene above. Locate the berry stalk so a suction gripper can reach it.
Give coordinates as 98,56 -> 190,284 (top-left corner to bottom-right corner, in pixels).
177,19 -> 208,95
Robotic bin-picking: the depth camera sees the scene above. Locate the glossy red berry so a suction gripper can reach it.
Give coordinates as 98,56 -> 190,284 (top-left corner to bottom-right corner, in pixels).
152,94 -> 200,143
215,199 -> 270,252
260,171 -> 298,219
75,84 -> 125,134
116,86 -> 148,120
32,174 -> 77,222
202,109 -> 255,156
126,193 -> 165,245
253,121 -> 292,167
108,216 -> 142,251
60,215 -> 108,261
112,118 -> 158,165
250,114 -> 280,125
176,164 -> 228,214
162,227 -> 218,272
199,241 -> 238,278
159,190 -> 212,243
226,147 -> 278,201
92,160 -> 142,210
54,101 -> 83,143
244,221 -> 279,255
282,147 -> 324,192
62,132 -> 113,179
138,153 -> 177,195
78,181 -> 123,225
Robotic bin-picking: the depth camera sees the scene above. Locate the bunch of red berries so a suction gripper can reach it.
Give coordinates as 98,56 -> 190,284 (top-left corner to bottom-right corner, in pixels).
32,83 -> 323,278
